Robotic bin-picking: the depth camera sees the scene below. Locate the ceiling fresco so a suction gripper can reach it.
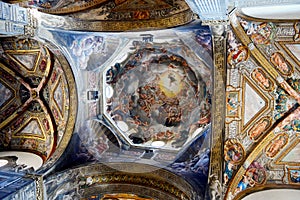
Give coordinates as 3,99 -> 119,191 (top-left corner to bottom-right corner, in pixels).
21,0 -> 194,31
102,35 -> 211,151
44,162 -> 197,200
47,22 -> 213,162
0,37 -> 77,170
224,11 -> 300,200
3,1 -> 300,200
36,23 -> 212,200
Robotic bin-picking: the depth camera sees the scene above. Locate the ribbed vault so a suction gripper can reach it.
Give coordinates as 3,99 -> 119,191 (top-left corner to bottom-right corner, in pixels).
0,37 -> 77,171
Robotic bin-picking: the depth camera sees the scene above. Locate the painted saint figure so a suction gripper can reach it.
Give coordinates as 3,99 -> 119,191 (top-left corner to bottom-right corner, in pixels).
266,135 -> 287,158
224,139 -> 244,164
234,160 -> 266,195
248,119 -> 269,140
252,68 -> 272,91
291,170 -> 300,183
227,92 -> 240,116
271,52 -> 292,75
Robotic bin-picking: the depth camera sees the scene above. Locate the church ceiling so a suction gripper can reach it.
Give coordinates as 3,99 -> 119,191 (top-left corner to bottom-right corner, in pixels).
102,35 -> 211,151
0,37 -> 77,170
46,23 -> 212,160
224,10 -> 300,199
44,162 -> 196,200
20,0 -> 194,31
3,1 -> 300,199
35,23 -> 212,200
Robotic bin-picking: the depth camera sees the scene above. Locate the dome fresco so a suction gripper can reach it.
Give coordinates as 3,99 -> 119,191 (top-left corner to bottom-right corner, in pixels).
1,1 -> 300,200
47,21 -> 211,200
103,37 -> 211,151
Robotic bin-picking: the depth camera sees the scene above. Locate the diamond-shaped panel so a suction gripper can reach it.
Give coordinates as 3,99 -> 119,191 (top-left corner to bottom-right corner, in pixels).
16,119 -> 44,139
0,81 -> 13,108
12,54 -> 37,70
53,78 -> 64,116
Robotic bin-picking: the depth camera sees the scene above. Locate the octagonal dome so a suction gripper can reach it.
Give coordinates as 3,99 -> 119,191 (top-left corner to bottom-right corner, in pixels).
102,37 -> 211,151
0,37 -> 77,170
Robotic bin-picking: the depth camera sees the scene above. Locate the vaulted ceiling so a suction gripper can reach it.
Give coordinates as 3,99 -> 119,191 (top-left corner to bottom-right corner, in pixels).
224,10 -> 300,200
0,1 -> 300,200
0,37 -> 77,169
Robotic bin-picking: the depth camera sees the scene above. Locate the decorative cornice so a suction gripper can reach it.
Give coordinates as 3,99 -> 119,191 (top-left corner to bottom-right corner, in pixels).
39,9 -> 194,32
208,25 -> 227,200
202,19 -> 230,26
44,162 -> 195,200
186,0 -> 229,22
229,0 -> 300,8
80,173 -> 189,200
25,174 -> 44,200
24,8 -> 37,37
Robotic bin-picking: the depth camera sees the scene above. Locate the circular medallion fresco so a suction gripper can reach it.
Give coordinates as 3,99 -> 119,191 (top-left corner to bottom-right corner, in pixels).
104,43 -> 211,150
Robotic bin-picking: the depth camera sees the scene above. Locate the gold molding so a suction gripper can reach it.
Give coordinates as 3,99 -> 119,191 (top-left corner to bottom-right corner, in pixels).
6,50 -> 41,73
279,40 -> 300,69
275,135 -> 300,166
225,131 -> 275,198
240,75 -> 270,134
209,27 -> 227,200
12,117 -> 46,140
233,184 -> 300,200
51,75 -> 65,119
42,43 -> 77,166
39,0 -> 109,14
64,10 -> 194,32
80,173 -> 189,199
0,73 -> 17,112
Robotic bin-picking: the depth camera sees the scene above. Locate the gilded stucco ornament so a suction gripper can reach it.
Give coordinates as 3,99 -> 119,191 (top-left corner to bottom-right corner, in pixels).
26,0 -> 195,32
208,22 -> 227,200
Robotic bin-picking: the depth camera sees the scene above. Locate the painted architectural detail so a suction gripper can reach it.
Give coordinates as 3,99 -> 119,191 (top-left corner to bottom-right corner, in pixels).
0,37 -> 77,166
187,0 -> 228,21
240,20 -> 276,45
0,82 -> 13,108
209,24 -> 227,200
0,2 -> 28,35
224,9 -> 300,199
2,2 -> 300,200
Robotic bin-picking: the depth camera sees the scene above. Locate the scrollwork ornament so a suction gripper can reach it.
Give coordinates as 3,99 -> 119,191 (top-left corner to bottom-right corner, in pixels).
293,21 -> 300,42
24,9 -> 37,37
34,175 -> 44,200
202,19 -> 229,26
